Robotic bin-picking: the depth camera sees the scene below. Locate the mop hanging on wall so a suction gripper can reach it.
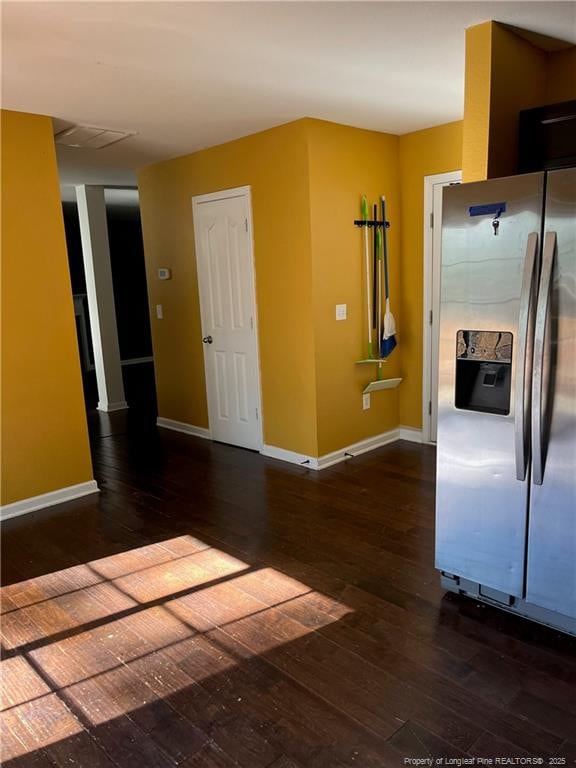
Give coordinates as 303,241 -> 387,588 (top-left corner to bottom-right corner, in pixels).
380,196 -> 397,358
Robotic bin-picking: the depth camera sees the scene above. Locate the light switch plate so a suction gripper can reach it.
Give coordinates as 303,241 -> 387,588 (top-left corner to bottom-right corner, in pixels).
363,393 -> 371,410
336,303 -> 347,321
158,268 -> 172,280
156,304 -> 163,319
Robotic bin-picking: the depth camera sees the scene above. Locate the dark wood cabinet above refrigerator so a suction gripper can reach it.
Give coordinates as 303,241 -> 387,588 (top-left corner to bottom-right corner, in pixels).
518,99 -> 576,173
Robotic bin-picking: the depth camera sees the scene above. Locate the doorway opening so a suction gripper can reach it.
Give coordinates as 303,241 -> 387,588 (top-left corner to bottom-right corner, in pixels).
422,170 -> 462,443
62,187 -> 158,437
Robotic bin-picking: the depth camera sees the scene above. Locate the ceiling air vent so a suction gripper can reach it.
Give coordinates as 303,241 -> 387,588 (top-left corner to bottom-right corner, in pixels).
55,125 -> 135,149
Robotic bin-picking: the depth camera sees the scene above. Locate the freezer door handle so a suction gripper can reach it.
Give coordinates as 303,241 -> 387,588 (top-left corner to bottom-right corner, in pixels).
532,231 -> 556,486
515,232 -> 539,481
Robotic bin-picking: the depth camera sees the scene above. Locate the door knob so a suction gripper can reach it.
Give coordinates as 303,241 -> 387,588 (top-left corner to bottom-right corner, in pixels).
202,335 -> 213,344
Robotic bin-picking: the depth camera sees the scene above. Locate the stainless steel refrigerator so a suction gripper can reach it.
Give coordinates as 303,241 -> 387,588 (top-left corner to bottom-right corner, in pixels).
435,168 -> 576,635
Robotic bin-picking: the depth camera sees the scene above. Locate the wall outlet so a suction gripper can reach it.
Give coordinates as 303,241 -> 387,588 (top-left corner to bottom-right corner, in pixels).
335,303 -> 347,321
158,268 -> 172,280
156,304 -> 163,319
363,393 -> 371,410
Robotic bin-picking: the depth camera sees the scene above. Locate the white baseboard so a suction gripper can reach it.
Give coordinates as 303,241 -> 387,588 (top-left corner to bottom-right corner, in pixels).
1,480 -> 100,521
158,419 -> 424,471
260,444 -> 319,469
98,400 -> 129,412
262,428 -> 401,472
157,417 -> 211,440
398,426 -> 424,443
316,428 -> 400,469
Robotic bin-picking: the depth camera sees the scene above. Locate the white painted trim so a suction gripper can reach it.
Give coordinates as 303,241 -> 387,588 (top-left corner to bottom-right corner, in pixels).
121,356 -> 154,367
261,444 -> 318,469
76,185 -> 127,410
192,186 -> 264,452
422,170 -> 462,444
262,428 -> 401,471
398,426 -> 424,443
158,420 -> 424,471
1,481 -> 100,521
191,185 -> 251,205
157,417 -> 211,440
316,429 -> 400,470
245,189 -> 265,453
97,400 -> 129,412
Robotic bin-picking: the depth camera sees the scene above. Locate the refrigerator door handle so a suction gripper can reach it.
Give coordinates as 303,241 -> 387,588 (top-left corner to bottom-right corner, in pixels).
515,232 -> 539,481
532,231 -> 557,486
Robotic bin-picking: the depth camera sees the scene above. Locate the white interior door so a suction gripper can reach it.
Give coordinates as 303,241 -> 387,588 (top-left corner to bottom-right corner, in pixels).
193,188 -> 262,450
423,171 -> 462,443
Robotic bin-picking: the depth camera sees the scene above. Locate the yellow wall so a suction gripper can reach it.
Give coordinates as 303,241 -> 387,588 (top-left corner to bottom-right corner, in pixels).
138,120 -> 318,456
398,121 -> 463,429
546,47 -> 576,104
1,110 -> 93,504
139,118 -> 405,457
462,22 -> 492,182
306,120 -> 401,454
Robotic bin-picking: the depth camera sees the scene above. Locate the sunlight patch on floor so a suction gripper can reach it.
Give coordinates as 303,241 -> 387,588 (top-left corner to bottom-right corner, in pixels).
1,540 -> 248,651
0,535 -> 352,762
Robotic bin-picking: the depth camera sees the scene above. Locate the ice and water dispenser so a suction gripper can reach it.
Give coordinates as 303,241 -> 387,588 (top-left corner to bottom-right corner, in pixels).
454,330 -> 513,415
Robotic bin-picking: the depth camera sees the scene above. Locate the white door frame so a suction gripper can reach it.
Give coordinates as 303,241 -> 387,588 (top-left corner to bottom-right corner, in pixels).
422,170 -> 462,444
192,185 -> 264,451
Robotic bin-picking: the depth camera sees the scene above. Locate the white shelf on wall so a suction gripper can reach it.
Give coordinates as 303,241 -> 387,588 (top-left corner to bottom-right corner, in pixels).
363,377 -> 403,394
355,357 -> 402,394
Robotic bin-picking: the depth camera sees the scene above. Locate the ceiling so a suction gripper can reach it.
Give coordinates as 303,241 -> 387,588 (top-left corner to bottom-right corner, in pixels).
2,1 -> 575,190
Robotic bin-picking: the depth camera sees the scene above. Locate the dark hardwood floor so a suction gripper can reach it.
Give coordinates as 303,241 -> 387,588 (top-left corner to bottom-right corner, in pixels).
2,412 -> 576,767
